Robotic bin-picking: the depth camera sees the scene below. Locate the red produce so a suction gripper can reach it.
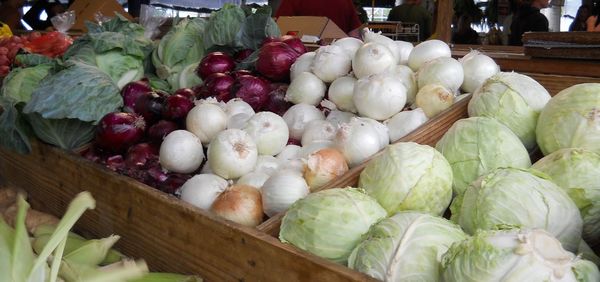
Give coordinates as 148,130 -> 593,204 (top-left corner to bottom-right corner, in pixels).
199,72 -> 235,99
173,88 -> 196,100
95,112 -> 146,153
125,143 -> 159,168
196,52 -> 235,80
163,94 -> 194,121
281,35 -> 307,55
121,80 -> 152,112
134,92 -> 165,125
264,83 -> 292,116
234,49 -> 254,62
231,75 -> 270,111
255,42 -> 299,82
147,120 -> 179,143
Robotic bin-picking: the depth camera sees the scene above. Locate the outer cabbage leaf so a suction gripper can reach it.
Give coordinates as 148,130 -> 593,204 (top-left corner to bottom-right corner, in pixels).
1,64 -> 53,103
85,13 -> 146,38
203,4 -> 246,49
279,188 -> 387,264
442,229 -> 599,282
578,240 -> 600,266
450,167 -> 582,252
236,6 -> 280,50
23,62 -> 122,122
468,72 -> 551,150
0,98 -> 32,154
359,142 -> 453,216
95,51 -> 144,89
532,148 -> 600,251
348,212 -> 467,281
25,113 -> 95,151
536,83 -> 600,155
435,116 -> 531,195
14,53 -> 54,67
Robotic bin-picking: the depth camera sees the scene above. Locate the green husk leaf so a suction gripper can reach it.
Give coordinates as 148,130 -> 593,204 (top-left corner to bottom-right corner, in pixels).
130,272 -> 204,282
63,235 -> 120,267
13,195 -> 35,282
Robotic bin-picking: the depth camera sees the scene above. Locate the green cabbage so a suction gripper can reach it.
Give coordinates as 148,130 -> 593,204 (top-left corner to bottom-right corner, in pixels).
532,148 -> 600,251
451,167 -> 582,252
435,116 -> 531,195
442,229 -> 599,282
579,240 -> 600,267
358,142 -> 453,216
536,83 -> 600,155
348,212 -> 467,281
468,72 -> 551,150
279,188 -> 386,264
1,64 -> 53,103
95,51 -> 144,89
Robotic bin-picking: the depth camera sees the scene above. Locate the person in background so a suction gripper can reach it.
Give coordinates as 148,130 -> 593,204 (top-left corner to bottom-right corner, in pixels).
387,0 -> 432,41
354,0 -> 369,24
453,14 -> 479,44
23,0 -> 67,31
569,5 -> 591,31
275,0 -> 362,36
587,3 -> 600,31
508,0 -> 549,46
0,0 -> 25,31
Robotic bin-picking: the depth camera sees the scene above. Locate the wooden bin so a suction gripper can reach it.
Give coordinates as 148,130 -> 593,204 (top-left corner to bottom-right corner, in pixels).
0,72 -> 598,281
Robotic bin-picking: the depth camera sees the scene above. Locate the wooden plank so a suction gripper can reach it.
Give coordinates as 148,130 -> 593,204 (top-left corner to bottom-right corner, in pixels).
0,142 -> 376,282
433,0 -> 453,42
523,31 -> 600,45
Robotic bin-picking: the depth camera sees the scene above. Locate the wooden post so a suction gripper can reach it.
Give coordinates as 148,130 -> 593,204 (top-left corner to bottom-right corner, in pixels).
434,0 -> 454,42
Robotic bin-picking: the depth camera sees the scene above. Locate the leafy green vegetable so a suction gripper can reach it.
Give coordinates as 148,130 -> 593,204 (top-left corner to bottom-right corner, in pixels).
235,6 -> 280,50
349,212 -> 467,281
0,98 -> 32,154
203,4 -> 247,50
1,64 -> 53,103
23,62 -> 122,122
450,167 -> 582,252
85,13 -> 146,38
25,113 -> 95,151
145,74 -> 171,93
15,53 -> 54,67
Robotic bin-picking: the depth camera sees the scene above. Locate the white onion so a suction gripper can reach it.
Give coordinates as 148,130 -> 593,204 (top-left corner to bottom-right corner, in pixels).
407,39 -> 451,71
390,64 -> 418,105
357,117 -> 389,149
326,110 -> 357,127
276,145 -> 301,163
285,72 -> 326,106
243,112 -> 289,156
282,103 -> 326,140
180,174 -> 228,210
159,130 -> 205,173
298,140 -> 335,158
311,45 -> 352,83
415,84 -> 455,118
353,72 -> 407,120
261,171 -> 309,217
352,42 -> 396,79
211,184 -> 263,227
459,50 -> 500,93
224,98 -> 255,118
395,40 -> 414,65
290,52 -> 316,81
227,113 -> 252,129
385,108 -> 429,142
254,155 -> 280,175
237,171 -> 270,190
328,76 -> 357,113
417,57 -> 464,93
301,120 -> 337,146
332,37 -> 363,59
303,148 -> 349,191
186,102 -> 228,145
200,162 -> 213,174
208,129 -> 258,179
363,29 -> 402,64
334,118 -> 382,167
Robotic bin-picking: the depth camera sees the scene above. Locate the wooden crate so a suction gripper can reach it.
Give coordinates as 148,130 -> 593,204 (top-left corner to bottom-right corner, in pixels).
0,72 -> 597,281
523,32 -> 600,61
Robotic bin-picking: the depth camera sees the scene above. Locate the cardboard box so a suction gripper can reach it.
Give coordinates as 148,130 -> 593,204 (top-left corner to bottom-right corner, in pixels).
68,0 -> 133,32
276,16 -> 347,43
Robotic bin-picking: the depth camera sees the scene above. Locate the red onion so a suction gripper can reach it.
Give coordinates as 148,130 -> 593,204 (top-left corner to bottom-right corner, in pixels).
106,154 -> 126,171
256,42 -> 300,82
287,138 -> 301,146
163,94 -> 194,121
235,49 -> 254,62
231,75 -> 270,111
121,80 -> 152,112
197,52 -> 235,80
199,72 -> 235,99
281,35 -> 307,55
134,92 -> 165,125
261,36 -> 281,46
160,173 -> 192,194
173,88 -> 196,100
95,112 -> 146,153
231,69 -> 253,79
264,83 -> 292,116
147,120 -> 179,143
125,143 -> 159,168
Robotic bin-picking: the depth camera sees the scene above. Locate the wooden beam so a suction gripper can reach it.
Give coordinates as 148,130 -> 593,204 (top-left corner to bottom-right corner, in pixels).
434,0 -> 453,42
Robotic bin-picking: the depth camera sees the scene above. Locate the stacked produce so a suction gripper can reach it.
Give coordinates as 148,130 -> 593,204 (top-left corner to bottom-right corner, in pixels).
0,188 -> 201,281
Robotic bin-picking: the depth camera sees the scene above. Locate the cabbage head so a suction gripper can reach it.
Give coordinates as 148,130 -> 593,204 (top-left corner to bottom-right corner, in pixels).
532,148 -> 600,251
1,64 -> 53,103
358,142 -> 453,216
451,167 -> 582,252
95,51 -> 144,89
279,188 -> 386,264
442,229 -> 600,282
536,83 -> 600,155
435,116 -> 531,195
468,72 -> 551,150
153,18 -> 206,91
348,212 -> 467,281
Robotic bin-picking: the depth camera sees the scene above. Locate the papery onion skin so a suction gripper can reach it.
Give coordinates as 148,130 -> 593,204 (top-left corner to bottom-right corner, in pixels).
285,72 -> 326,106
159,130 -> 205,174
186,102 -> 228,145
328,76 -> 357,113
304,148 -> 349,191
415,84 -> 454,118
311,45 -> 352,83
243,112 -> 289,156
407,39 -> 451,71
335,118 -> 382,167
261,171 -> 309,217
290,52 -> 316,81
208,129 -> 259,179
197,52 -> 235,80
282,103 -> 326,140
180,174 -> 229,210
211,184 -> 264,227
95,112 -> 146,153
352,42 -> 396,79
256,42 -> 300,82
353,73 -> 407,121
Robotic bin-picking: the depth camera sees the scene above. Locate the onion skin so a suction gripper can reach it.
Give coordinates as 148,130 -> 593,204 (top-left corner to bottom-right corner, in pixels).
121,80 -> 152,112
197,52 -> 235,80
232,75 -> 271,111
147,120 -> 179,143
281,35 -> 307,55
95,112 -> 146,153
304,148 -> 349,191
256,42 -> 299,82
210,184 -> 263,227
162,94 -> 194,121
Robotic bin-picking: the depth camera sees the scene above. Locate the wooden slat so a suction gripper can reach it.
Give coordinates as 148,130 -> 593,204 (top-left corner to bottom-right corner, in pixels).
523,32 -> 600,45
0,142 -> 376,282
433,0 -> 453,42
